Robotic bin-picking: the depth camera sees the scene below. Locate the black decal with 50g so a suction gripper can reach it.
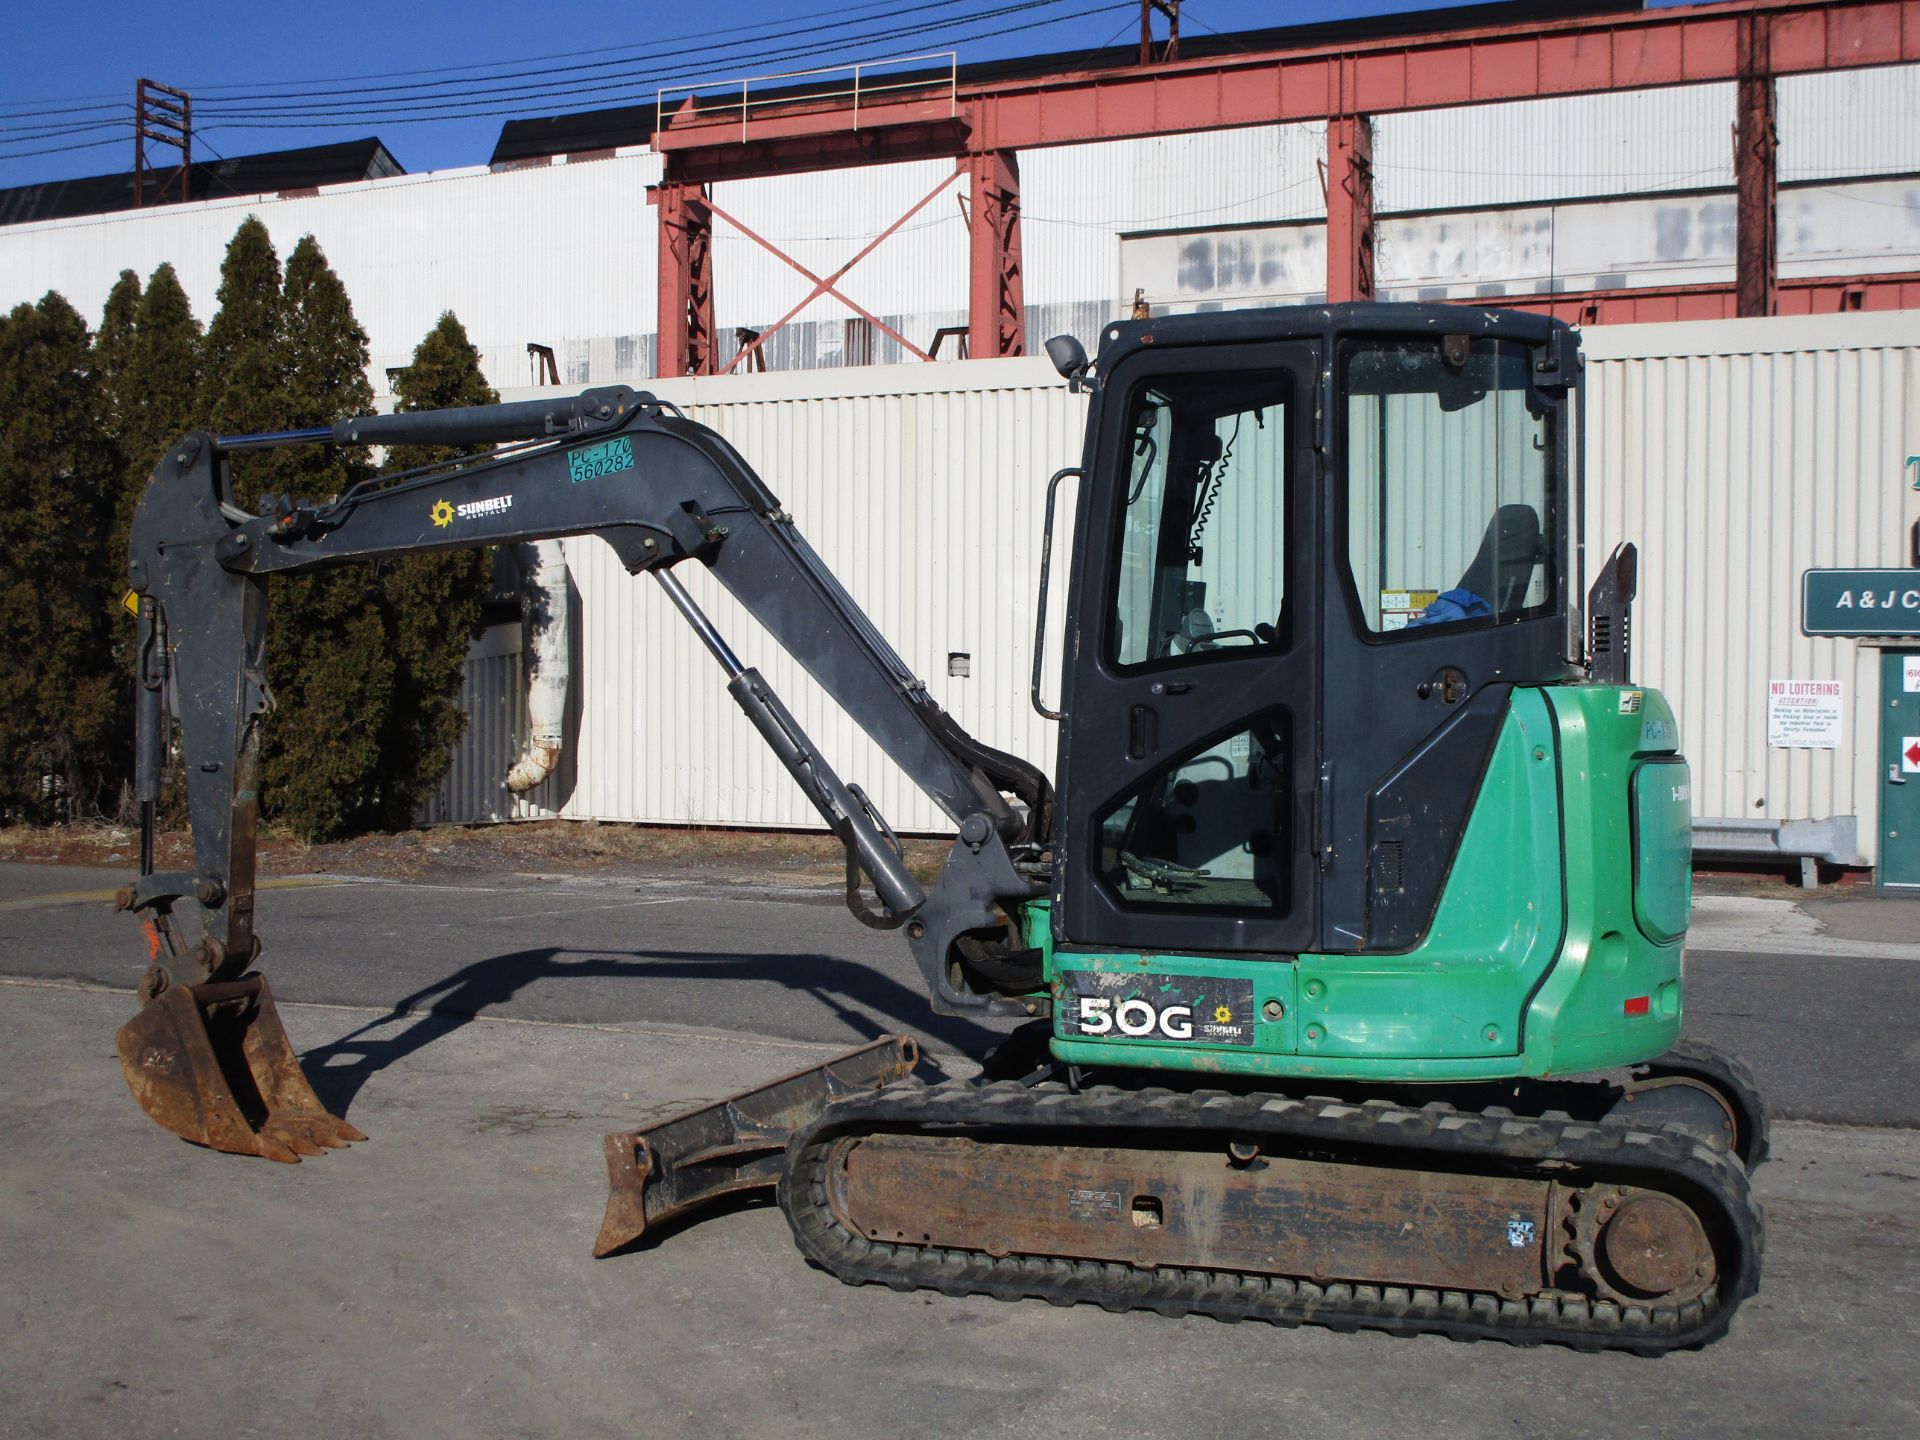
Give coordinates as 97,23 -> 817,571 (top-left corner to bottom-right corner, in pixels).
1059,969 -> 1255,1046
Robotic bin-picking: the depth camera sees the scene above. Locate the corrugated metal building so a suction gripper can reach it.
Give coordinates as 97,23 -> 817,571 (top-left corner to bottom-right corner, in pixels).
427,311 -> 1919,873
0,16 -> 1915,873
1582,311 -> 1920,867
1,69 -> 1915,391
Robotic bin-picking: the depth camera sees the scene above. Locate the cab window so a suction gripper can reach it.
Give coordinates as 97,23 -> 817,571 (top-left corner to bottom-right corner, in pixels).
1111,371 -> 1292,668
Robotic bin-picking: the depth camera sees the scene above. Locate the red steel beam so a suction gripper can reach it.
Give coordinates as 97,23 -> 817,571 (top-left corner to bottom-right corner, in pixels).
976,0 -> 1920,146
1325,115 -> 1375,305
967,150 -> 1026,358
1469,271 -> 1920,325
647,1 -> 1918,372
654,2 -> 1919,174
652,182 -> 715,376
706,168 -> 960,373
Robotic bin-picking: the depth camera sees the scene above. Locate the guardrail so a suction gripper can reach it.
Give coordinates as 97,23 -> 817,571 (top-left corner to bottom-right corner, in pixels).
656,52 -> 958,144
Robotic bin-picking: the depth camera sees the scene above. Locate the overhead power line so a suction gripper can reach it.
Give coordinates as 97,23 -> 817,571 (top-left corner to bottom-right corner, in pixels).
184,5 -> 1130,135
1,0 -> 1062,125
201,0 -> 974,98
0,0 -> 1128,166
187,0 -> 1095,123
0,0 -> 938,113
195,0 -> 1024,108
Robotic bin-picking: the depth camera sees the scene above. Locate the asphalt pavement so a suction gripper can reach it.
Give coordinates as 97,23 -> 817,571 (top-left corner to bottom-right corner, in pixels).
3,861 -> 1919,1438
2,862 -> 1914,1122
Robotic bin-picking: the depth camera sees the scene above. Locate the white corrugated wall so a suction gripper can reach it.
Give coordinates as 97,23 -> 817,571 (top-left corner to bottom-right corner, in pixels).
436,314 -> 1920,873
440,357 -> 1087,832
710,157 -> 969,365
1022,123 -> 1327,313
1374,84 -> 1739,213
0,150 -> 663,393
1582,311 -> 1920,866
1780,64 -> 1920,181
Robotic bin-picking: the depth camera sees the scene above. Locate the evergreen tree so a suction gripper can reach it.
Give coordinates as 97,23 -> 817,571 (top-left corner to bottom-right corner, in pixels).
95,270 -> 141,437
122,264 -> 204,469
385,312 -> 500,471
71,222 -> 495,839
113,262 -> 203,572
198,215 -> 286,454
374,313 -> 499,829
251,234 -> 393,840
0,294 -> 125,817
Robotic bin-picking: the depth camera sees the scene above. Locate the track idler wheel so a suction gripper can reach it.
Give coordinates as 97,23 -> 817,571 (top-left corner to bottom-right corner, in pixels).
115,972 -> 365,1163
1567,1184 -> 1717,1307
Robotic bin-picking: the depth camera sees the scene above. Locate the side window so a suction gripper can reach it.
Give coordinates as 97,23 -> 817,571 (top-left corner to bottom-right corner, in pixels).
1112,371 -> 1291,667
1098,711 -> 1293,915
1344,338 -> 1555,635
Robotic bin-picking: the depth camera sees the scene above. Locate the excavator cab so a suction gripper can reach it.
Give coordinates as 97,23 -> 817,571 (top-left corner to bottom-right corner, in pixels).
1053,310 -> 1570,966
1035,309 -> 1708,1087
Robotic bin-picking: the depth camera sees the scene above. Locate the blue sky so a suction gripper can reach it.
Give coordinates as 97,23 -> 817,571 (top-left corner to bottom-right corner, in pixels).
0,1 -> 1655,187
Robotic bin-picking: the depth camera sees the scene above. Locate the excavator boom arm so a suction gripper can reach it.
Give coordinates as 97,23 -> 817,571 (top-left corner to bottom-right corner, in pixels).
127,387 -> 1049,1009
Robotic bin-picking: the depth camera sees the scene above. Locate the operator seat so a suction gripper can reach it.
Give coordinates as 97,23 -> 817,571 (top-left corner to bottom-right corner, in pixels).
1455,502 -> 1544,615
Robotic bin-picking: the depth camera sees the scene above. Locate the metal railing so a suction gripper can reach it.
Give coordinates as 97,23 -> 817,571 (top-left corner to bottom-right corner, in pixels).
656,52 -> 958,144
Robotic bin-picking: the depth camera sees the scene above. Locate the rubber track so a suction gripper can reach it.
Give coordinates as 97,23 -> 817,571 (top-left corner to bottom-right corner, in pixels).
1638,1037 -> 1772,1170
781,1078 -> 1763,1355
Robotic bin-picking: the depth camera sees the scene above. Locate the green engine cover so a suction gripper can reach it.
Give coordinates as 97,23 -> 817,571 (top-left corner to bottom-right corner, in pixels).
1039,685 -> 1687,1081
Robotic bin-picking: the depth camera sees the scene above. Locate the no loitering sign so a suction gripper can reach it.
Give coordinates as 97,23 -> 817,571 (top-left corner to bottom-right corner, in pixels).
1767,678 -> 1845,749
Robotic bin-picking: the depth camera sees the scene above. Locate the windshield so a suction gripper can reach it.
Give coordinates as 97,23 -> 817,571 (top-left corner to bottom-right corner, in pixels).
1343,337 -> 1555,635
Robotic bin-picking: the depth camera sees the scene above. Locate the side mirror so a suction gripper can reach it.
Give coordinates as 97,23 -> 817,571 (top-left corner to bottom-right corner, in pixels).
1044,334 -> 1090,392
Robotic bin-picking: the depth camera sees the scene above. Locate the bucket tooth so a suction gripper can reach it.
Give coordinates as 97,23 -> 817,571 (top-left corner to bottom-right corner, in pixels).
594,1034 -> 918,1257
115,973 -> 364,1162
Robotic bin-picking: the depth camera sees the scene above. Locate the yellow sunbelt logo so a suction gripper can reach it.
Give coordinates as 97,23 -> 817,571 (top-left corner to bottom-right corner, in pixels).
430,494 -> 513,528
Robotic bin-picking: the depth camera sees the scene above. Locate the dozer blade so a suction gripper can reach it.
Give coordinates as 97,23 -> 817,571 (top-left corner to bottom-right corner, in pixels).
594,1034 -> 918,1257
115,973 -> 366,1164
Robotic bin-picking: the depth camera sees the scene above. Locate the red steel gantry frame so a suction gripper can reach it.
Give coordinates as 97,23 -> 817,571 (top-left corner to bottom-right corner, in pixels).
648,0 -> 1920,375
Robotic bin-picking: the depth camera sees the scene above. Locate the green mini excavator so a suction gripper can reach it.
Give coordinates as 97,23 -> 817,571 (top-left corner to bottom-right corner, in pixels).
112,303 -> 1764,1353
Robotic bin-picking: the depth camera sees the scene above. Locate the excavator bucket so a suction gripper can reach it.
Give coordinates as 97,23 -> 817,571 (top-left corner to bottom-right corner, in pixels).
594,1034 -> 918,1257
115,973 -> 365,1163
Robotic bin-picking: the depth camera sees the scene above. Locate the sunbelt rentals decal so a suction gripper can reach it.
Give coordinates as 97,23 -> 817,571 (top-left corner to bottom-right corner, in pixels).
430,494 -> 513,527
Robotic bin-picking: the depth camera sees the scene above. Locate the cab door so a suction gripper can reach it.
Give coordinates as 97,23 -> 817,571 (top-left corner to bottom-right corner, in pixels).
1055,341 -> 1322,957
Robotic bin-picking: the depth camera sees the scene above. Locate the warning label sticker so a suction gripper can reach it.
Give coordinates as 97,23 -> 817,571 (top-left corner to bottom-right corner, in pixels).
1903,736 -> 1920,775
1767,678 -> 1845,749
1379,589 -> 1440,633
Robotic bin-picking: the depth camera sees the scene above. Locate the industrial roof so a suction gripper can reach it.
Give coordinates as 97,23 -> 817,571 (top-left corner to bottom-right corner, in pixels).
0,137 -> 404,228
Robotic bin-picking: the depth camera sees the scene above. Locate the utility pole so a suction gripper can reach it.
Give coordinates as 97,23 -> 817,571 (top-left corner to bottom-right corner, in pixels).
134,79 -> 192,207
1733,15 -> 1777,317
1139,0 -> 1180,66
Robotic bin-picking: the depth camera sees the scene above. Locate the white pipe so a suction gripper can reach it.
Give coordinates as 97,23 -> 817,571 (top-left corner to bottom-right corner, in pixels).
505,539 -> 570,794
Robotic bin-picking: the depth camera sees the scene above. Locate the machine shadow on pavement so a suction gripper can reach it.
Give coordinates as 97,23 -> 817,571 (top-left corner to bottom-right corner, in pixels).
296,945 -> 1005,1115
